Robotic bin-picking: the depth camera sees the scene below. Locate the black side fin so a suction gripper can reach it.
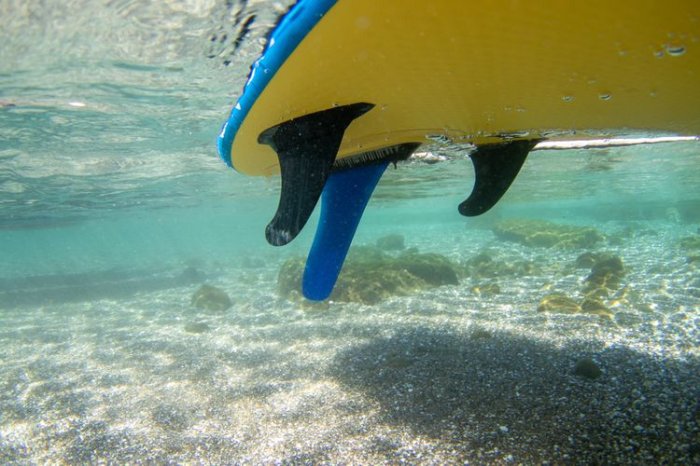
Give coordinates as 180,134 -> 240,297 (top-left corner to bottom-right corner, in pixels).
258,103 -> 374,246
458,139 -> 538,216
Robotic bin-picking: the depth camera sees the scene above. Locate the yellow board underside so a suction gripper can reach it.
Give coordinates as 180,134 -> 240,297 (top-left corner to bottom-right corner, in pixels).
231,0 -> 700,175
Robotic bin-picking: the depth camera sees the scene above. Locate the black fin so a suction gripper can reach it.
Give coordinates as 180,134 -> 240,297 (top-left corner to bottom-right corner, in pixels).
258,103 -> 374,246
458,139 -> 538,216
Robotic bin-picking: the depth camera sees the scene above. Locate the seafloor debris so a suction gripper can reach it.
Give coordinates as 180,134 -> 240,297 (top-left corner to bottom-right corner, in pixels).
190,284 -> 232,311
574,358 -> 602,379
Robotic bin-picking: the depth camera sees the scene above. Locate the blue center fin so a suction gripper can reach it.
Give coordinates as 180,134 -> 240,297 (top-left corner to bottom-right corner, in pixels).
302,161 -> 389,301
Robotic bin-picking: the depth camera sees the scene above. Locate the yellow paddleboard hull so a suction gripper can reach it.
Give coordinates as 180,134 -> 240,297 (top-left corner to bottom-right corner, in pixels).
225,0 -> 700,176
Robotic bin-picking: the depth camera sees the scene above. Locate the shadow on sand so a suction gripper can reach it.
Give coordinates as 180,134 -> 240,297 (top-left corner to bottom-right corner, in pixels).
329,326 -> 700,464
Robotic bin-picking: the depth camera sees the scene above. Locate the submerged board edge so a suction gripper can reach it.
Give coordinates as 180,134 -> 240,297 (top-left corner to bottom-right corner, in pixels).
217,0 -> 338,168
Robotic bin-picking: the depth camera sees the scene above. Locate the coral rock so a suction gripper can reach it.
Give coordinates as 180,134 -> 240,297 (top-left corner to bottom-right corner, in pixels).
278,246 -> 460,304
376,233 -> 406,251
191,284 -> 232,311
463,252 -> 537,279
585,255 -> 625,291
680,235 -> 700,251
537,293 -> 582,314
493,219 -> 604,249
581,298 -> 614,319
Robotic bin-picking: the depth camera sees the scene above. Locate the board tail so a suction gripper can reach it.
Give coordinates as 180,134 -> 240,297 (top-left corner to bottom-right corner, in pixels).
257,102 -> 539,300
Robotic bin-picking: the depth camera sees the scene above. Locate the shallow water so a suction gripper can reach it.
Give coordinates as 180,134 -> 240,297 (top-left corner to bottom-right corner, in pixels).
2,1 -> 700,464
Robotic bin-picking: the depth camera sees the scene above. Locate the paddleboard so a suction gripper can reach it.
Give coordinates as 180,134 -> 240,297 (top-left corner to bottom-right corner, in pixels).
218,0 -> 700,300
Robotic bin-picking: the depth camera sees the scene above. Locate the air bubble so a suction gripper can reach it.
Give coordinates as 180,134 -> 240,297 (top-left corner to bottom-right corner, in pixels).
355,16 -> 370,29
426,134 -> 452,145
500,131 -> 530,139
666,45 -> 686,57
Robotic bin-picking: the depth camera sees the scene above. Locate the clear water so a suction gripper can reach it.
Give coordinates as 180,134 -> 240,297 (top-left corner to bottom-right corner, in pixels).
1,1 -> 699,463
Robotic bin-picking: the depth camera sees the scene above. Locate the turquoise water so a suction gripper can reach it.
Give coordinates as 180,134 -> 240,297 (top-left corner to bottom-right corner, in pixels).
2,1 -> 700,463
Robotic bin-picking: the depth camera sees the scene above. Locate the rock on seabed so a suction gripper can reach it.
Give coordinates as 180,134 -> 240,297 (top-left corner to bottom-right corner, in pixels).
190,284 -> 232,311
493,219 -> 604,249
278,246 -> 460,304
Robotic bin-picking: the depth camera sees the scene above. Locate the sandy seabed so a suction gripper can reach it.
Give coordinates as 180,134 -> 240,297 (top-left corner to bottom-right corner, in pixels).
1,225 -> 699,465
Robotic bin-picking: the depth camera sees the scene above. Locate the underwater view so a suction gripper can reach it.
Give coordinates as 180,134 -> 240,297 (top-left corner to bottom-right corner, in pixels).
2,0 -> 700,464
